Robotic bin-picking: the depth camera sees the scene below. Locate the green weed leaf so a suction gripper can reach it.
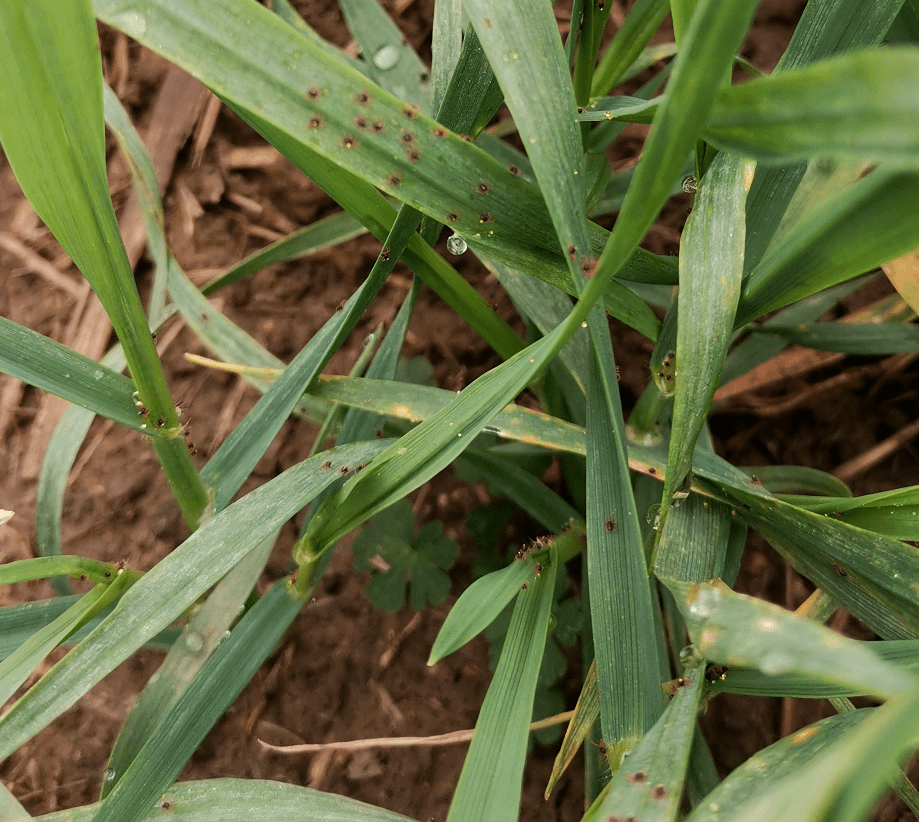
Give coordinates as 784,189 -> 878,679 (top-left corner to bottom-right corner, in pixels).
354,500 -> 459,611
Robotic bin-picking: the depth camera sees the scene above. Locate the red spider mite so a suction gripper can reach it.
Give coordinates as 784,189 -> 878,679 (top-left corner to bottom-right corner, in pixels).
475,181 -> 490,195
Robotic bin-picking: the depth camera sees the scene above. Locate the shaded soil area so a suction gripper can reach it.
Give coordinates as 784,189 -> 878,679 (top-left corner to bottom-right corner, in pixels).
2,1 -> 918,820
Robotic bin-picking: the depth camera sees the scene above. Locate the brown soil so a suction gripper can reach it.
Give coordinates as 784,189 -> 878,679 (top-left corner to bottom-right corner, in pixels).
2,2 -> 918,820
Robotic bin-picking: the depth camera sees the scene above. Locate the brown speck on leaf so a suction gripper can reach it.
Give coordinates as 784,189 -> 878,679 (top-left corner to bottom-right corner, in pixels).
508,165 -> 521,175
399,131 -> 414,144
447,211 -> 459,223
605,517 -> 616,532
307,85 -> 321,100
342,135 -> 358,148
432,127 -> 448,138
307,115 -> 323,130
458,133 -> 472,142
627,771 -> 648,783
652,785 -> 667,799
403,104 -> 419,119
833,561 -> 850,579
567,244 -> 577,259
340,466 -> 350,475
371,119 -> 385,133
475,180 -> 490,195
387,173 -> 402,187
407,148 -> 421,162
321,461 -> 332,471
648,466 -> 656,475
336,300 -> 345,313
478,212 -> 493,223
521,581 -> 528,590
581,257 -> 598,278
355,91 -> 372,105
355,116 -> 369,130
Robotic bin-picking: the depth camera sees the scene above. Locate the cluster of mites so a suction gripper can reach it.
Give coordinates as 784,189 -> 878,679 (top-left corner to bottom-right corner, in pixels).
514,535 -> 551,589
303,86 -> 529,227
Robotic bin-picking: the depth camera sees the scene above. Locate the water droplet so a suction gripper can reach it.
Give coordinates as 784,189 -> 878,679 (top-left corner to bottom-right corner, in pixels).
760,650 -> 793,675
373,46 -> 400,70
184,631 -> 204,653
446,234 -> 467,255
93,369 -> 104,380
503,51 -> 519,62
645,503 -> 661,530
103,768 -> 116,783
688,584 -> 720,619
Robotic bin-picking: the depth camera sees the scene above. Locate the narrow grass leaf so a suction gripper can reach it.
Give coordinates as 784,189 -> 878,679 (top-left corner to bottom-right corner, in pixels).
687,693 -> 919,822
665,579 -> 919,699
337,0 -> 430,111
663,153 -> 752,510
0,440 -> 388,760
736,169 -> 919,326
0,0 -> 205,524
446,554 -> 557,822
546,659 -> 601,798
101,533 -> 277,798
458,450 -> 582,534
200,205 -> 421,511
431,0 -> 461,115
428,559 -> 535,665
704,48 -> 919,166
202,211 -> 367,295
38,778 -> 417,822
578,0 -> 760,328
300,327 -> 573,567
590,0 -> 671,96
35,346 -> 128,596
779,485 -> 919,540
747,465 -> 852,498
0,577 -> 132,709
741,0 -> 905,272
753,321 -> 919,355
595,660 -> 706,822
653,494 -> 733,582
711,639 -> 919,699
0,785 -> 30,821
725,488 -> 919,638
93,582 -> 302,822
684,709 -> 869,822
465,0 -> 590,267
586,356 -> 662,755
0,318 -> 143,434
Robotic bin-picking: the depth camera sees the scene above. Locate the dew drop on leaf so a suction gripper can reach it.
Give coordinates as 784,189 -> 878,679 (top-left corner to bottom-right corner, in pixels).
446,234 -> 467,255
373,46 -> 400,70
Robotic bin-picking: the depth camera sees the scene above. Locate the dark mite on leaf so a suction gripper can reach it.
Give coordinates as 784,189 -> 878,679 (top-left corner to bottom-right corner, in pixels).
321,461 -> 332,470
508,165 -> 521,175
605,517 -> 616,532
475,181 -> 490,195
478,212 -> 493,223
446,211 -> 459,223
380,247 -> 391,262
